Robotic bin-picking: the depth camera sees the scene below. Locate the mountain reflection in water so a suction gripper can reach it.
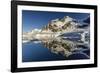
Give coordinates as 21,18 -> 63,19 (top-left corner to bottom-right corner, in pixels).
22,32 -> 90,62
42,36 -> 89,58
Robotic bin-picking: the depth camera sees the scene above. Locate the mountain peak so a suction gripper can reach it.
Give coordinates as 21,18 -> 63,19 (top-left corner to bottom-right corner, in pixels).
42,16 -> 76,32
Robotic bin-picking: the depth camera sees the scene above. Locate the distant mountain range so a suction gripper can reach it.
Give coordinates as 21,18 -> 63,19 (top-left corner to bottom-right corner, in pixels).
42,16 -> 90,32
22,16 -> 90,42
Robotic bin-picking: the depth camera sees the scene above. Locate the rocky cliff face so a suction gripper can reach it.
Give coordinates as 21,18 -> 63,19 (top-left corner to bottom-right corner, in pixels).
42,16 -> 77,32
23,16 -> 90,42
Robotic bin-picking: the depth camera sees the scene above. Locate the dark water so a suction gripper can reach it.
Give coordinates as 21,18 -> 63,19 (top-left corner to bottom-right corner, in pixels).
22,33 -> 90,62
22,42 -> 67,62
22,42 -> 89,62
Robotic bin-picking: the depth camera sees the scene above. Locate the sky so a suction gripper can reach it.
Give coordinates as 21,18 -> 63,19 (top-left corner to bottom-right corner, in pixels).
22,10 -> 89,32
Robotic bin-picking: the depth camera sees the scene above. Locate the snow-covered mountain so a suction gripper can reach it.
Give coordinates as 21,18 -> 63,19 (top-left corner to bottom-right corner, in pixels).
22,16 -> 90,42
42,16 -> 90,32
42,16 -> 78,32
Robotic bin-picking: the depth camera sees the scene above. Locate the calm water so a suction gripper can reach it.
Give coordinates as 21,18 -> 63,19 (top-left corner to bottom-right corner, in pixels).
22,33 -> 90,62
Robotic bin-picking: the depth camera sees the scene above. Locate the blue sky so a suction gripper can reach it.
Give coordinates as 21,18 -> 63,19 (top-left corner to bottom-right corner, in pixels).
22,10 -> 89,32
